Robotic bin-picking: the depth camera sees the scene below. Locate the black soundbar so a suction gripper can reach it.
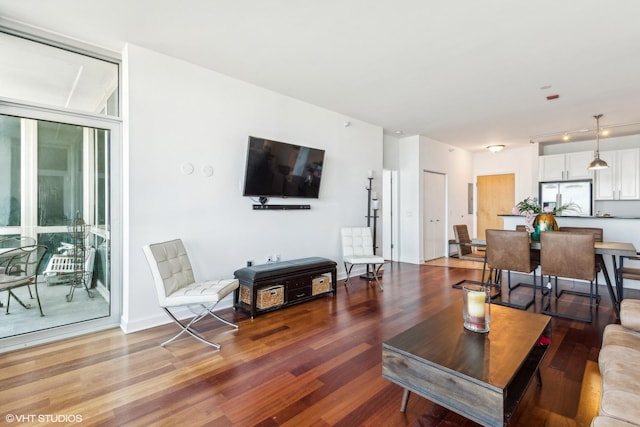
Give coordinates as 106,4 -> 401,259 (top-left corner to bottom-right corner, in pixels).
253,204 -> 311,210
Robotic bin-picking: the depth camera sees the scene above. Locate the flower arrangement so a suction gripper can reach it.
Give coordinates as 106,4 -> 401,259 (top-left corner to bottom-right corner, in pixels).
512,196 -> 580,232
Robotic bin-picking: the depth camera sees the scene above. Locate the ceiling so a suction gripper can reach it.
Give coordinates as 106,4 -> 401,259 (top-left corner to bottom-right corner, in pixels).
1,0 -> 640,152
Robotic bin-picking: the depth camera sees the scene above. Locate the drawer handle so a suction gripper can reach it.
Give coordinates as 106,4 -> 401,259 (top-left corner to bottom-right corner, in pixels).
295,293 -> 305,298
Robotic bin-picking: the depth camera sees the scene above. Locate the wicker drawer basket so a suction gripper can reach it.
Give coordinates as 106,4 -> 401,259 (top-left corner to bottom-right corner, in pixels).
312,274 -> 332,295
240,284 -> 285,309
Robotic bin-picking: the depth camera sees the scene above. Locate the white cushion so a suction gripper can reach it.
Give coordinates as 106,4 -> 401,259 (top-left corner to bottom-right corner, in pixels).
343,255 -> 385,265
164,278 -> 239,307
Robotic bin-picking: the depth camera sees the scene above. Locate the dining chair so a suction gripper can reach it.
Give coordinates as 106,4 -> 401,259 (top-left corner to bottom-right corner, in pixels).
558,226 -> 603,304
0,245 -> 48,316
540,232 -> 596,322
619,252 -> 640,295
484,229 -> 539,310
515,225 -> 541,261
341,227 -> 385,291
142,238 -> 239,349
452,225 -> 486,262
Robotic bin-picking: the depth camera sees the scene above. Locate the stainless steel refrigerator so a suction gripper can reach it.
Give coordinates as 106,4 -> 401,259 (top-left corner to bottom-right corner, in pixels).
539,180 -> 592,216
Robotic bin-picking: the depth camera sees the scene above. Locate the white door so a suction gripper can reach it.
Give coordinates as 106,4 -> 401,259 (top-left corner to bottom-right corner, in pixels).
423,171 -> 446,261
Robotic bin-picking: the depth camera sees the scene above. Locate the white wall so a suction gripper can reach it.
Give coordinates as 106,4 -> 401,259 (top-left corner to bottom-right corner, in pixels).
122,44 -> 383,332
397,136 -> 421,263
474,144 -> 539,202
473,144 -> 539,234
419,136 -> 475,241
384,134 -> 473,264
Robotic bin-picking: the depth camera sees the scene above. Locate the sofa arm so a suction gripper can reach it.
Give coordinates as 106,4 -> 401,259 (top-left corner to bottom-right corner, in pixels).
592,416 -> 640,427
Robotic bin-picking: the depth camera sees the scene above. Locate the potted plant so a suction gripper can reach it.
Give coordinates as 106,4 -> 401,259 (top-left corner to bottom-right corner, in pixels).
512,196 -> 580,240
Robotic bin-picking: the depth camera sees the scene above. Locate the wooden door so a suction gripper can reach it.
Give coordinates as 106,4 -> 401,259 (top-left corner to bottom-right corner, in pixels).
477,174 -> 515,239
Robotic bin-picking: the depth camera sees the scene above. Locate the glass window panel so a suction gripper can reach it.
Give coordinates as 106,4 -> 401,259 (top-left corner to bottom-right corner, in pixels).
0,32 -> 119,116
96,129 -> 109,226
0,114 -> 21,226
37,121 -> 83,226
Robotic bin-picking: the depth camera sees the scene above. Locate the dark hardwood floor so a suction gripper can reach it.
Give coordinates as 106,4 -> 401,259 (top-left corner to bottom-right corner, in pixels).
0,262 -> 632,426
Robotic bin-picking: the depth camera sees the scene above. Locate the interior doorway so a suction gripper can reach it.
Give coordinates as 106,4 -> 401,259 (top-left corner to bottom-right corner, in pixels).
477,173 -> 515,239
423,171 -> 446,261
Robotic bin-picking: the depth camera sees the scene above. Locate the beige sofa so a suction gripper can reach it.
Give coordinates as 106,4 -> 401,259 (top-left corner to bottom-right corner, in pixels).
592,299 -> 640,427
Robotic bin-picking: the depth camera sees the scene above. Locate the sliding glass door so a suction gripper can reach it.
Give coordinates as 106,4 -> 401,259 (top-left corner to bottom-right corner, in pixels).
0,28 -> 120,350
0,113 -> 114,340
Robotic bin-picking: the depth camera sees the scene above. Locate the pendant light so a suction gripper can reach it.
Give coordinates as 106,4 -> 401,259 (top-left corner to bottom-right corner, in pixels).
588,114 -> 609,170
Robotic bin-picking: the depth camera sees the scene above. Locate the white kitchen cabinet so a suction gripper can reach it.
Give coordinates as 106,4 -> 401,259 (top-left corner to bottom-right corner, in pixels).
595,148 -> 640,200
539,151 -> 594,181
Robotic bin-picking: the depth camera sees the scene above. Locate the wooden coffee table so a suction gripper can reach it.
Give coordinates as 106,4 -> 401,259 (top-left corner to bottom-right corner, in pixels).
382,301 -> 551,427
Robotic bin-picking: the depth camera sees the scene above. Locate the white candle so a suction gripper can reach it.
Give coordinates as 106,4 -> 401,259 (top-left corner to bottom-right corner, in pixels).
371,191 -> 377,200
367,170 -> 373,178
467,290 -> 486,328
372,200 -> 379,210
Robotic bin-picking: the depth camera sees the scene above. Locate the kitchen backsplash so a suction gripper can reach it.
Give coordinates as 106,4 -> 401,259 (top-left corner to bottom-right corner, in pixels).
594,200 -> 640,217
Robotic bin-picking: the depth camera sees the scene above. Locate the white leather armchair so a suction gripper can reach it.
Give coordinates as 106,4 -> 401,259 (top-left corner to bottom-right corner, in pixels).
341,227 -> 385,291
142,238 -> 239,349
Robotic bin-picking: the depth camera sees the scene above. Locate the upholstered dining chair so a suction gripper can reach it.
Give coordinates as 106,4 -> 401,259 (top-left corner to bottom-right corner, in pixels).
540,232 -> 596,322
453,224 -> 486,262
515,225 -> 541,263
619,252 -> 640,296
341,227 -> 385,291
558,226 -> 603,304
142,238 -> 239,349
484,229 -> 539,310
0,245 -> 48,316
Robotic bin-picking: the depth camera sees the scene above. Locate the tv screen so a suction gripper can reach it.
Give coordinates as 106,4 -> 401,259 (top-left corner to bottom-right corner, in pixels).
243,136 -> 325,199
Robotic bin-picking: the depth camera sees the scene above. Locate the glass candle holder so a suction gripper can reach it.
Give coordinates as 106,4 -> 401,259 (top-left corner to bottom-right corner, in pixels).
462,284 -> 490,333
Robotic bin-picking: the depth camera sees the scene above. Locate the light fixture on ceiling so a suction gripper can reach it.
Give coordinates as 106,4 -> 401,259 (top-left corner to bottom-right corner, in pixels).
588,114 -> 609,170
487,144 -> 505,153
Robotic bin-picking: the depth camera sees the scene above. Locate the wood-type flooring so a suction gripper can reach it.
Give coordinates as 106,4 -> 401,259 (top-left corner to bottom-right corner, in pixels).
0,262 -> 631,426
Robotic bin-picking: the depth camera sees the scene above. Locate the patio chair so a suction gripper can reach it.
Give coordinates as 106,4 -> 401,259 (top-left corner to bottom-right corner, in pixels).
0,245 -> 48,316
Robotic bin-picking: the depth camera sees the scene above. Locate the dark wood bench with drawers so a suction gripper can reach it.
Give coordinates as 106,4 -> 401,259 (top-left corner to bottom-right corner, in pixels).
233,257 -> 338,318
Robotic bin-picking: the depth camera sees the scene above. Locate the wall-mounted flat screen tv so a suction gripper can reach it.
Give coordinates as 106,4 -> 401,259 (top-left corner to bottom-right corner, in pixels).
243,136 -> 325,199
